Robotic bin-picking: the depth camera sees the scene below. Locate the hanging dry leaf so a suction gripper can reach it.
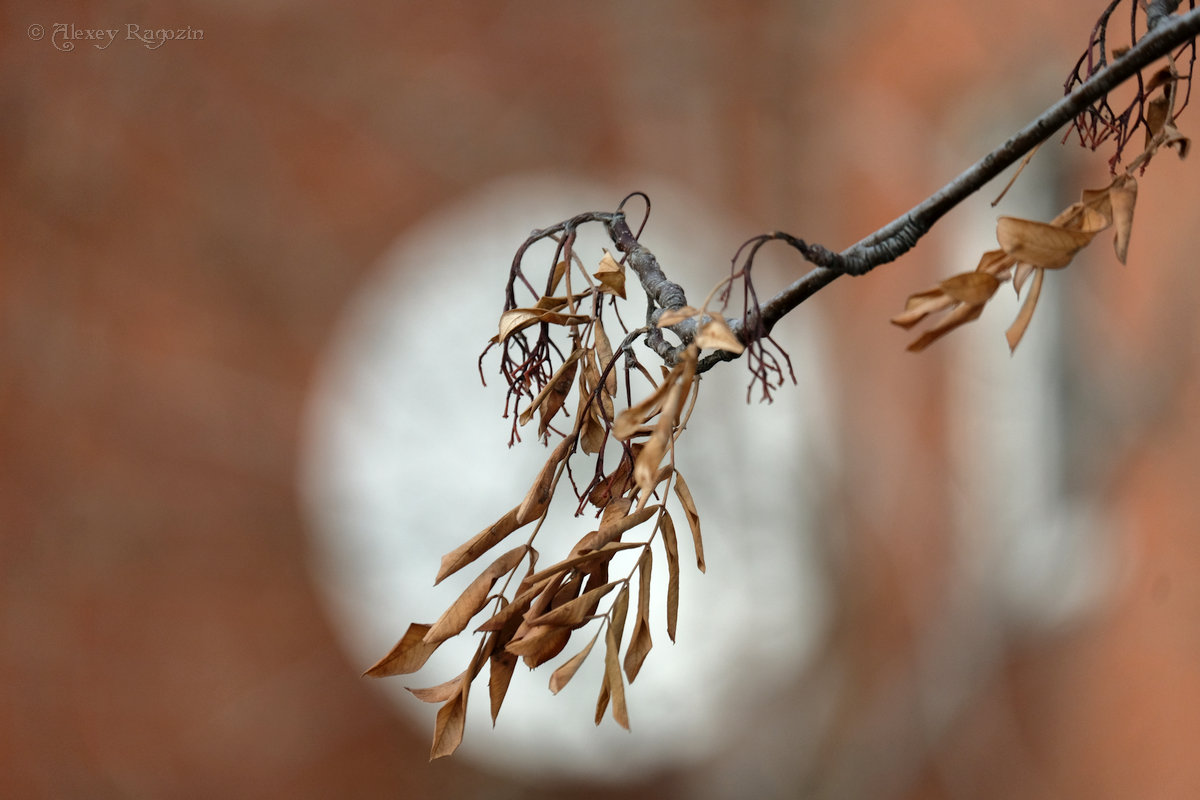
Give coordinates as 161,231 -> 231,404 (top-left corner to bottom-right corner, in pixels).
549,631 -> 599,695
516,435 -> 573,524
594,250 -> 627,299
693,317 -> 745,354
613,374 -> 676,440
656,305 -> 701,327
673,472 -> 705,573
518,348 -> 584,432
659,511 -> 680,642
623,549 -> 653,682
436,505 -> 524,585
430,683 -> 469,760
587,454 -> 635,507
603,623 -> 630,730
574,502 -> 659,552
530,579 -> 621,627
407,671 -> 467,704
1005,265 -> 1046,352
425,545 -> 528,645
1108,174 -> 1137,263
996,216 -> 1098,269
496,307 -> 592,343
475,576 -> 550,632
522,541 -> 644,586
488,650 -> 518,724
506,624 -> 572,668
364,622 -> 442,677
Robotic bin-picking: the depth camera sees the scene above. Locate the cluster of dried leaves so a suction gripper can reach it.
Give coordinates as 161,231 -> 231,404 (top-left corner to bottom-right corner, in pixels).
894,59 -> 1190,351
367,232 -> 730,758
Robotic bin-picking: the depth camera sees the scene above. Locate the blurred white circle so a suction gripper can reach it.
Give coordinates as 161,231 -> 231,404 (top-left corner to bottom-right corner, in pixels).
300,174 -> 834,781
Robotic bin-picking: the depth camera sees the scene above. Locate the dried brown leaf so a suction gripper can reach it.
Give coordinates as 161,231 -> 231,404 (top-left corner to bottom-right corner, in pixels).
582,502 -> 659,551
523,541 -> 644,586
609,584 -> 630,646
996,216 -> 1096,269
603,624 -> 630,729
549,631 -> 599,695
673,472 -> 705,573
587,455 -> 635,507
904,299 -> 987,352
488,650 -> 517,724
505,624 -> 571,668
407,671 -> 466,704
429,682 -> 468,760
578,384 -> 607,455
594,319 -> 618,399
1006,266 -> 1045,352
496,308 -> 592,343
659,511 -> 680,642
693,317 -> 745,354
891,288 -> 956,329
474,577 -> 549,632
938,272 -> 1001,306
656,305 -> 701,327
594,250 -> 627,299
436,505 -> 524,585
364,623 -> 440,677
516,435 -> 573,524
534,295 -> 570,312
1109,174 -> 1137,263
425,545 -> 528,645
623,549 -> 653,682
530,579 -> 621,627
518,348 -> 583,431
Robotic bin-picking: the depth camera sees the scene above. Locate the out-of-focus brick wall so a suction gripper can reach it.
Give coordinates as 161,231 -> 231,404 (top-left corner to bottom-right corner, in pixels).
3,1 -> 1199,797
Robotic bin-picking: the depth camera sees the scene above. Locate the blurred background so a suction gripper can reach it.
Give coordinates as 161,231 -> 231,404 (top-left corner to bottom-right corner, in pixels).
4,1 -> 1200,798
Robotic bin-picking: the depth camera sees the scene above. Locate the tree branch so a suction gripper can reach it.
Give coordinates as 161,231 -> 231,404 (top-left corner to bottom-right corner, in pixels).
744,6 -> 1200,339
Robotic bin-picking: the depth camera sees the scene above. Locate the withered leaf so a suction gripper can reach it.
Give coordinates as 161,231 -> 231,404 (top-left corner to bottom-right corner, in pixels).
436,505 -> 524,585
904,300 -> 987,353
1109,174 -> 1137,264
623,549 -> 653,682
673,472 -> 705,572
594,318 -> 618,396
530,579 -> 620,627
549,631 -> 599,695
693,317 -> 745,354
1005,266 -> 1045,352
632,354 -> 694,500
516,435 -> 573,524
505,624 -> 571,669
609,584 -> 630,646
659,511 -> 681,642
407,671 -> 466,704
594,250 -> 627,299
364,622 -> 440,677
996,216 -> 1097,269
518,348 -> 584,431
548,260 -> 569,295
425,545 -> 528,645
429,683 -> 468,760
656,305 -> 700,327
488,650 -> 518,724
523,541 -> 643,586
603,624 -> 630,730
577,384 -> 608,455
475,577 -> 549,632
584,502 -> 660,551
613,374 -> 676,440
496,307 -> 593,343
938,272 -> 1000,306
